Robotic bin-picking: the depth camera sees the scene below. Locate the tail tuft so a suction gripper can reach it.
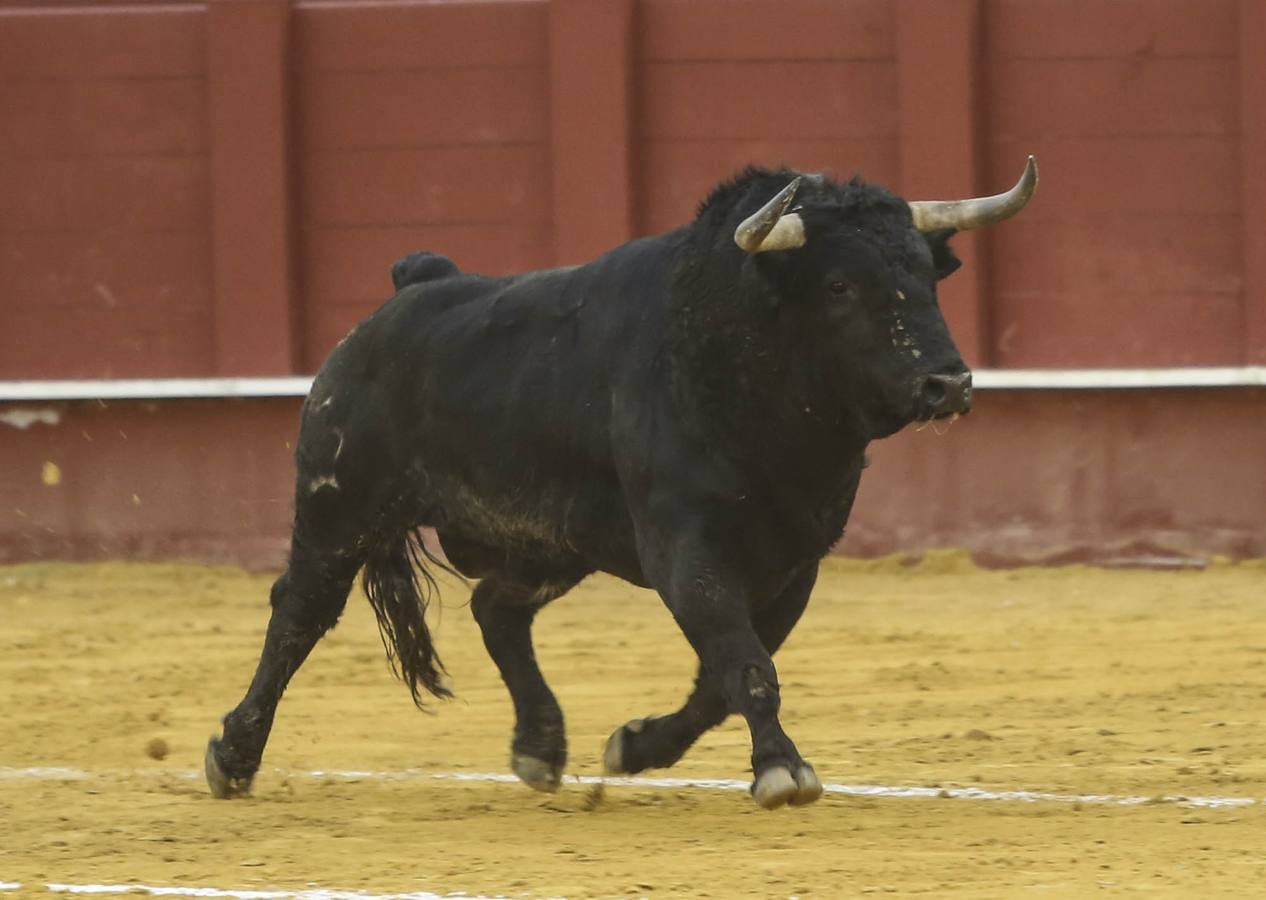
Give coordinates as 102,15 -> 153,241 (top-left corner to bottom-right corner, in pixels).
361,530 -> 460,706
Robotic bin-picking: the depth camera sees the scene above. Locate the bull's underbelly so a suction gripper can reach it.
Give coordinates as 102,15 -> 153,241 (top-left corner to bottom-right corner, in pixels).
425,473 -> 646,585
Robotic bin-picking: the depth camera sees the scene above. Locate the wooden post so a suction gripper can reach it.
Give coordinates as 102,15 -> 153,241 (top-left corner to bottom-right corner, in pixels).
206,0 -> 298,375
895,0 -> 988,366
1241,0 -> 1266,364
548,0 -> 636,265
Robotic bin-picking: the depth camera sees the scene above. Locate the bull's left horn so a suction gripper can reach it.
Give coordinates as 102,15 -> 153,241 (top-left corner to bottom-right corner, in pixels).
908,156 -> 1038,232
734,177 -> 807,253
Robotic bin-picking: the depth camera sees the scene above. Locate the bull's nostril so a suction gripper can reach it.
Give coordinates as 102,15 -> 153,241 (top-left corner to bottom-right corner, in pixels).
921,377 -> 947,408
919,371 -> 973,416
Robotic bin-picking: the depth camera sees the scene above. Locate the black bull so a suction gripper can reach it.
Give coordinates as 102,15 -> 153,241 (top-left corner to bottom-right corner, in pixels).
206,160 -> 1038,809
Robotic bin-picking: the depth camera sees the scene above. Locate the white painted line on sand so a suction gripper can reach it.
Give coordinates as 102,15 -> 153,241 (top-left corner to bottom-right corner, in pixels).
2,883 -> 521,899
0,766 -> 87,780
0,765 -> 1260,810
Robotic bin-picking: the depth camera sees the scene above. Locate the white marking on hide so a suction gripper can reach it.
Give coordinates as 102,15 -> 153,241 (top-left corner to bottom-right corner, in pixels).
308,475 -> 339,493
334,323 -> 360,349
888,312 -> 921,358
0,408 -> 61,430
333,428 -> 345,462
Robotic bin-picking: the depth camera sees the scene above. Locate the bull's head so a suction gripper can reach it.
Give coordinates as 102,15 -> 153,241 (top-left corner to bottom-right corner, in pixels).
731,158 -> 1038,438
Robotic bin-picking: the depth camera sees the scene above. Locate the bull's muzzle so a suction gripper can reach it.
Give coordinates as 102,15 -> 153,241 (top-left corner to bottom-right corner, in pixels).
916,371 -> 973,419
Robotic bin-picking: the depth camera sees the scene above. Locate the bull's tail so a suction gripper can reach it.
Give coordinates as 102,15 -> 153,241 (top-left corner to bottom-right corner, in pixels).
361,530 -> 457,706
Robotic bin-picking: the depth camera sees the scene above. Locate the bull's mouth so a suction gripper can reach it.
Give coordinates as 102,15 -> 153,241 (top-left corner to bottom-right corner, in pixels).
909,408 -> 969,438
911,409 -> 967,432
928,404 -> 971,422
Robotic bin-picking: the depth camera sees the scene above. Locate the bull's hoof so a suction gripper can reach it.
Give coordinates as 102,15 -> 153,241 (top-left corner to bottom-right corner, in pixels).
204,737 -> 253,799
752,766 -> 798,809
788,764 -> 823,806
602,716 -> 652,775
752,764 -> 822,809
511,753 -> 562,792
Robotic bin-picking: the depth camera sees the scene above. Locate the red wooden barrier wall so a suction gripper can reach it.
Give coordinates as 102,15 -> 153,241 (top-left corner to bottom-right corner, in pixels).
0,1 -> 213,378
986,0 -> 1244,367
5,0 -> 1265,377
2,0 -> 1264,566
5,388 -> 1263,568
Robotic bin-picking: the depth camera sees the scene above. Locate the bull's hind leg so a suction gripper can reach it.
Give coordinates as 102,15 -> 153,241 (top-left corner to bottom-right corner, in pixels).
205,539 -> 362,798
604,564 -> 821,809
470,571 -> 583,792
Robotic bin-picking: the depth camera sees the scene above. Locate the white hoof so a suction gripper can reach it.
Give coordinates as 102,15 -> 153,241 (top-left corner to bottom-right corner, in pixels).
511,753 -> 561,792
752,766 -> 798,809
205,738 -> 252,800
602,729 -> 627,775
788,764 -> 823,806
602,717 -> 650,775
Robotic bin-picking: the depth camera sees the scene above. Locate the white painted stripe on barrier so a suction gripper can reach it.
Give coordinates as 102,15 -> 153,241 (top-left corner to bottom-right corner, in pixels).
0,377 -> 315,401
971,366 -> 1266,389
1,367 -> 1265,402
0,765 -> 1259,810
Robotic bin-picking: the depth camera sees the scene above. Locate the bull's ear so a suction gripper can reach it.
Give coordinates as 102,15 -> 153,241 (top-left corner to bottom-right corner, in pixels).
924,228 -> 962,280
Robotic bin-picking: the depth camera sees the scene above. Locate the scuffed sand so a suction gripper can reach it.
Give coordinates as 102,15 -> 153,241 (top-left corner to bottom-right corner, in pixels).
1,556 -> 1265,897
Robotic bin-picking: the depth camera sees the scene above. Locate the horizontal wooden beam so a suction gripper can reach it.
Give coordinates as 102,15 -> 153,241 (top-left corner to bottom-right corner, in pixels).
6,368 -> 1266,402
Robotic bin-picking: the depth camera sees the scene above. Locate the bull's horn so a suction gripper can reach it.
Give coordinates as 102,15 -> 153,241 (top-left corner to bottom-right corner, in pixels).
734,177 -> 808,253
908,156 -> 1038,232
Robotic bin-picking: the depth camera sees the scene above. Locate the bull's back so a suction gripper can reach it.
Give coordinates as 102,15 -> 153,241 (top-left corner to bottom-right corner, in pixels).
306,236 -> 677,573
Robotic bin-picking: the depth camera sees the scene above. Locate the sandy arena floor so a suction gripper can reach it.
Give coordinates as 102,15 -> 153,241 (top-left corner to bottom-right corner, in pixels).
1,555 -> 1265,898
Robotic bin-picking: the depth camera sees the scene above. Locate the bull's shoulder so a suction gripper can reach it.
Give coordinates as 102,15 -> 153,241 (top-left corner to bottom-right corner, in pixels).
390,251 -> 461,291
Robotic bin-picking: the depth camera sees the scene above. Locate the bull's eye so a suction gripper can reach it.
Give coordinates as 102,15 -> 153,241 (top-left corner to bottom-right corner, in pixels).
829,281 -> 853,299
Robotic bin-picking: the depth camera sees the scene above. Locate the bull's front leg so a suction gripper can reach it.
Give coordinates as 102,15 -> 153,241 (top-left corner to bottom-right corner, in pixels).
603,564 -> 819,796
726,644 -> 822,809
616,545 -> 822,809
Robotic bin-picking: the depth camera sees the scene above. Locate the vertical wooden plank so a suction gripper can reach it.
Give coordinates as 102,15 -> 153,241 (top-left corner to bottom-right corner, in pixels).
1241,0 -> 1266,364
548,0 -> 635,264
206,0 -> 297,375
895,0 -> 987,365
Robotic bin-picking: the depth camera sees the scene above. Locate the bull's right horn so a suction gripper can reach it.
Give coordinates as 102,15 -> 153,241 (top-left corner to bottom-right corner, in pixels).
908,156 -> 1039,232
734,177 -> 807,253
